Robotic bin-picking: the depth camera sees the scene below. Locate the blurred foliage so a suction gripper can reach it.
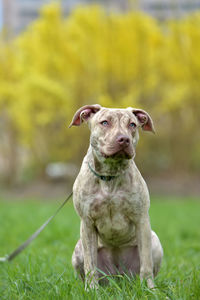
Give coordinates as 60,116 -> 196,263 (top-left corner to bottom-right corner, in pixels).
0,3 -> 200,183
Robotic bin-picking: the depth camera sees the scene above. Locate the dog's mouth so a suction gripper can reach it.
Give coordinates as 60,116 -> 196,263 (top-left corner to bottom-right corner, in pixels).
101,149 -> 133,160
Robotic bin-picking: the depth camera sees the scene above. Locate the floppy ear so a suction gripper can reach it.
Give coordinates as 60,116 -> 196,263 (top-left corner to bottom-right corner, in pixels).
129,108 -> 155,133
69,104 -> 101,128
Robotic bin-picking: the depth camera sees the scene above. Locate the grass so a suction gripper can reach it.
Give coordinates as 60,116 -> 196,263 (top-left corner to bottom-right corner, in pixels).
0,196 -> 200,299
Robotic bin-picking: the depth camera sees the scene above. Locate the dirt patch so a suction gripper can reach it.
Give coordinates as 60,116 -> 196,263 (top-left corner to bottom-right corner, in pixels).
146,174 -> 200,198
0,180 -> 72,201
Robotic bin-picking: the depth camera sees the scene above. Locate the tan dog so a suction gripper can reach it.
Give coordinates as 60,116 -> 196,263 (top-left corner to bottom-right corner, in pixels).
70,104 -> 163,289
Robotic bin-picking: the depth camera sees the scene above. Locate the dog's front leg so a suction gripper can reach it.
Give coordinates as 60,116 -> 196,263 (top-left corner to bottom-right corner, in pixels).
81,219 -> 98,290
136,214 -> 154,289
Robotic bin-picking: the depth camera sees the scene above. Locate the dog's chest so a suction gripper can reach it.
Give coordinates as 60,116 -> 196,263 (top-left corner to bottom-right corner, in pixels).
90,191 -> 135,218
87,187 -> 142,246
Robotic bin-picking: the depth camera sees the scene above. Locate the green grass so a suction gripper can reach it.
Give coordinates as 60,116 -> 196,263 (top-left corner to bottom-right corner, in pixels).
0,196 -> 200,299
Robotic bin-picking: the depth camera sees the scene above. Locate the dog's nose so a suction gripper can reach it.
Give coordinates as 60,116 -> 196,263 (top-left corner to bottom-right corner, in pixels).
117,135 -> 130,147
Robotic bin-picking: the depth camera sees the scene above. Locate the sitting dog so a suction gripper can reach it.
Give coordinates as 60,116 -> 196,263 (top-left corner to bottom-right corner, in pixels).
69,104 -> 163,289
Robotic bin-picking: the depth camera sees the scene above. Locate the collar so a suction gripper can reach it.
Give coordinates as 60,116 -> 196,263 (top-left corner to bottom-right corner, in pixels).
88,162 -> 117,182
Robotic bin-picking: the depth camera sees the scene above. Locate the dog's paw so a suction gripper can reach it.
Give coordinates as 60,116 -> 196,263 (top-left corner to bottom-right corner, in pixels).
147,278 -> 155,289
85,280 -> 99,291
140,271 -> 154,289
85,273 -> 99,291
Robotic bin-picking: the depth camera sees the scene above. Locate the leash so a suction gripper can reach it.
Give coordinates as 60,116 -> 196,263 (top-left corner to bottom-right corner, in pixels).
0,191 -> 73,263
0,162 -> 117,263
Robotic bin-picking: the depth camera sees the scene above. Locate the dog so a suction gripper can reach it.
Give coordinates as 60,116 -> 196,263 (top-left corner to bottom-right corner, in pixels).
69,104 -> 163,289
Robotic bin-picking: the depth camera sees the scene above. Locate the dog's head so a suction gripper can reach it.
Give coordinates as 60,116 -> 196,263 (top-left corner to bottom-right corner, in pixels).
69,104 -> 155,161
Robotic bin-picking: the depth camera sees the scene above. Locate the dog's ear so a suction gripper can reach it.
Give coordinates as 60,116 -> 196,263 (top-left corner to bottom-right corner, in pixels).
69,104 -> 101,128
128,108 -> 155,133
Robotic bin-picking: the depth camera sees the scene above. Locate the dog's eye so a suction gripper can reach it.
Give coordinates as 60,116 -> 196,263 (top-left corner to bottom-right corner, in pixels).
101,120 -> 109,126
129,122 -> 136,128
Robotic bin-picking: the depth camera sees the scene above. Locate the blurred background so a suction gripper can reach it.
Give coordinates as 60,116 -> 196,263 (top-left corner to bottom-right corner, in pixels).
0,0 -> 200,198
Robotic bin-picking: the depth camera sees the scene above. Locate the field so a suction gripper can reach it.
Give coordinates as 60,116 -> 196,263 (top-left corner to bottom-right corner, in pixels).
0,196 -> 200,299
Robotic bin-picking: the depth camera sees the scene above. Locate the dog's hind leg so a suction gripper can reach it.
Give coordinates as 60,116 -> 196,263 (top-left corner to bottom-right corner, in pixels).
72,239 -> 85,280
151,231 -> 163,276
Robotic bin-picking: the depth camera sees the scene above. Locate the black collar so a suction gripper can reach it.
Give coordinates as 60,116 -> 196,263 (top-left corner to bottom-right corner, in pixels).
88,163 -> 117,181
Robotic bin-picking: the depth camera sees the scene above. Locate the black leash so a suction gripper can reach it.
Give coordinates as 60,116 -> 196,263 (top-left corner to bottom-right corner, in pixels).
0,191 -> 73,262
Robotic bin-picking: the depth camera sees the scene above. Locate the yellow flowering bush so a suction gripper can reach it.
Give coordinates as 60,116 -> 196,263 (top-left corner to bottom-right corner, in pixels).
0,3 -> 200,182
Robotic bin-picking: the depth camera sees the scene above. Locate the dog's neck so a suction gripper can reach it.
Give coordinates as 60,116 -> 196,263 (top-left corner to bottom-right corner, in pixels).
87,146 -> 131,177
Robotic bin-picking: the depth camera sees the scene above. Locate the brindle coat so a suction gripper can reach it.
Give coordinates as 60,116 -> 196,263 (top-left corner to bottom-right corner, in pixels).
70,105 -> 163,289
